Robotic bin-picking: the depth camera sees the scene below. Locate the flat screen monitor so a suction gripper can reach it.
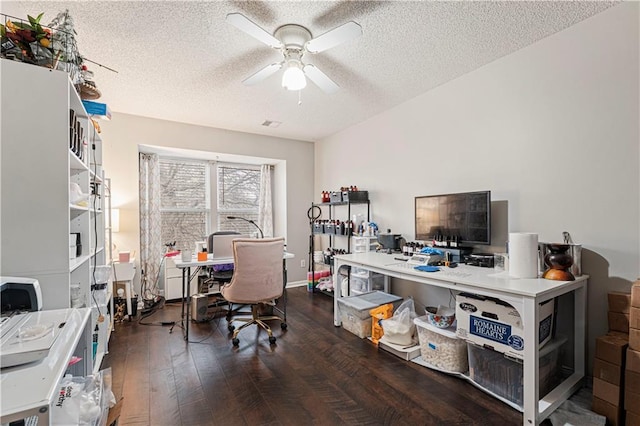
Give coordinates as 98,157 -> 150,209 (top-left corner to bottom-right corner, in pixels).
415,190 -> 491,246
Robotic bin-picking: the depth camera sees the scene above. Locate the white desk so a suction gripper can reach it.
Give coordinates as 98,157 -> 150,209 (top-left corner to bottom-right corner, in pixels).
174,252 -> 295,341
0,308 -> 92,425
332,252 -> 587,426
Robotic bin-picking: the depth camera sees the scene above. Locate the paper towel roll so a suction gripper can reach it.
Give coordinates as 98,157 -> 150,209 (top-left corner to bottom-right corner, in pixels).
509,232 -> 539,278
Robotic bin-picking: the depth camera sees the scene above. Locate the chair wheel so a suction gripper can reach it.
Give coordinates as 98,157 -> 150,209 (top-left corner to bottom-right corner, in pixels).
232,338 -> 240,346
228,324 -> 235,332
269,336 -> 276,344
280,323 -> 287,330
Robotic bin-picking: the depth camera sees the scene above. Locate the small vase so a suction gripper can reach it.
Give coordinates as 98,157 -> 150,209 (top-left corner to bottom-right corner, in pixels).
542,243 -> 575,281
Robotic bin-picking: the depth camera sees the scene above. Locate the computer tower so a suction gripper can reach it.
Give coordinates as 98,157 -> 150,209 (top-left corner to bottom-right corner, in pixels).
191,293 -> 208,322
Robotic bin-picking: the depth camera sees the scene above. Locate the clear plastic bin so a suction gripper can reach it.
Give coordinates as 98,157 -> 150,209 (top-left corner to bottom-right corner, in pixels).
467,336 -> 567,408
414,316 -> 468,373
337,291 -> 403,338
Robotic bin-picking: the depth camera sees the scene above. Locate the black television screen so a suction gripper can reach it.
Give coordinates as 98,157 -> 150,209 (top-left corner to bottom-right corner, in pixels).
415,190 -> 491,245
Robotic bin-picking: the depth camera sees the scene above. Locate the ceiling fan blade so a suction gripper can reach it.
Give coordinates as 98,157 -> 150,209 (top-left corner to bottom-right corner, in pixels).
303,64 -> 340,94
226,13 -> 283,49
242,62 -> 283,86
305,21 -> 362,53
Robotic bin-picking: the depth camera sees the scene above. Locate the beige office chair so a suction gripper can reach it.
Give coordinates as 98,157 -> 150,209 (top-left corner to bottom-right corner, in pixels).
221,237 -> 286,346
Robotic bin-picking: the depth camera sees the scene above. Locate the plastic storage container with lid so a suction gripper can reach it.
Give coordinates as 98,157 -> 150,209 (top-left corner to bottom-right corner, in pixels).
337,291 -> 403,338
467,336 -> 567,409
414,315 -> 468,373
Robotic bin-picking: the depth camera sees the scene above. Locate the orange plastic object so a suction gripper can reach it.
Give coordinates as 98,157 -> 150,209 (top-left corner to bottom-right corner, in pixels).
197,251 -> 207,261
369,303 -> 394,345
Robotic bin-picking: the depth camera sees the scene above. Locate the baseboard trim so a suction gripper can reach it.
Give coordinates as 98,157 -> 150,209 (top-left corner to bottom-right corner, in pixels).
286,280 -> 307,289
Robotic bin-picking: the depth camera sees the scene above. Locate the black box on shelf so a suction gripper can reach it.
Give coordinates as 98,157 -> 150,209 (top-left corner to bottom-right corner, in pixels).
342,190 -> 368,203
329,191 -> 342,203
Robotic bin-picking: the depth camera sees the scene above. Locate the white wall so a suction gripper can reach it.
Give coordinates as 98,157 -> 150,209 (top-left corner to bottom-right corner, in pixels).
100,113 -> 314,293
316,3 -> 639,369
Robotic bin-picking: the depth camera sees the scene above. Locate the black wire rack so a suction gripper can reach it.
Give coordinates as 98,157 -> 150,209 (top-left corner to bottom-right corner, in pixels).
1,11 -> 82,83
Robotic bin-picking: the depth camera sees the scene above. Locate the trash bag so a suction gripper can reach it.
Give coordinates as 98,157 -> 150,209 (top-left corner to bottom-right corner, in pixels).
380,298 -> 417,345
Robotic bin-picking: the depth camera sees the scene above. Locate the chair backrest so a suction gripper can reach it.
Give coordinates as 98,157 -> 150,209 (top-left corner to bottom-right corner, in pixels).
221,237 -> 285,304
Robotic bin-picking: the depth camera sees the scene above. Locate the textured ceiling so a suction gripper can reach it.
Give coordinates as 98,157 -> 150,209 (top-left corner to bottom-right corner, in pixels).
1,1 -> 618,142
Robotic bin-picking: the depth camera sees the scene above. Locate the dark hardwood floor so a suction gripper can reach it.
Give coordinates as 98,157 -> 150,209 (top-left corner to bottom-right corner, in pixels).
103,287 -> 526,425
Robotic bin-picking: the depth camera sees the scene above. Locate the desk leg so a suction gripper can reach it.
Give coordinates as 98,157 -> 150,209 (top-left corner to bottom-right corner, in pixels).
181,267 -> 190,341
282,259 -> 288,323
125,280 -> 133,321
522,297 -> 540,425
574,284 -> 587,380
186,267 -> 192,340
333,259 -> 342,326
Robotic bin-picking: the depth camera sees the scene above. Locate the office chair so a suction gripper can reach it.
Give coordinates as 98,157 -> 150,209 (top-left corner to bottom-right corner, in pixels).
221,237 -> 287,346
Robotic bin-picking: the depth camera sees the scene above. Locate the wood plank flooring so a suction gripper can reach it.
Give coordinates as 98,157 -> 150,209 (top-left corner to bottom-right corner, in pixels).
103,287 -> 527,425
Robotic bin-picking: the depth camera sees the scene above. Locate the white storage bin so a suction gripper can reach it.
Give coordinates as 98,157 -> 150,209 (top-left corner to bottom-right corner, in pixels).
337,291 -> 403,338
467,336 -> 566,408
352,236 -> 378,253
414,316 -> 468,373
350,269 -> 385,293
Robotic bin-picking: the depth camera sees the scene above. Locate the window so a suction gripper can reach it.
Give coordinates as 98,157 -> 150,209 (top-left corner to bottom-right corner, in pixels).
159,159 -> 209,252
216,164 -> 261,236
158,160 -> 263,252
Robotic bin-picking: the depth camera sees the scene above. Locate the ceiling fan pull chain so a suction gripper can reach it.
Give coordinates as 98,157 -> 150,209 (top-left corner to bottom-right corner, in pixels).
298,90 -> 302,106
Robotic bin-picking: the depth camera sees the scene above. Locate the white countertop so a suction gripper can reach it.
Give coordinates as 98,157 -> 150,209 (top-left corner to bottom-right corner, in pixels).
333,251 -> 587,299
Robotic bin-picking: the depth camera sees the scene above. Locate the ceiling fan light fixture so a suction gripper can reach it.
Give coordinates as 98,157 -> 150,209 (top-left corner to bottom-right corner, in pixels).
282,61 -> 306,91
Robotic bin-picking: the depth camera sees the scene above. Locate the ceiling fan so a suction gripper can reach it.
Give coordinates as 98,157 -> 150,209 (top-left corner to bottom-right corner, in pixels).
226,13 -> 362,94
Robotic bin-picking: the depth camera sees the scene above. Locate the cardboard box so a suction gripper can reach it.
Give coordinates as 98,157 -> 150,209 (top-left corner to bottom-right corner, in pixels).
628,348 -> 640,373
609,311 -> 630,333
631,307 -> 640,330
627,369 -> 640,394
106,398 -> 124,426
595,333 -> 629,366
632,328 -> 640,351
632,280 -> 640,308
455,292 -> 554,360
594,358 -> 623,386
625,388 -> 640,415
592,396 -> 624,426
627,410 -> 640,426
609,291 -> 632,313
593,377 -> 622,406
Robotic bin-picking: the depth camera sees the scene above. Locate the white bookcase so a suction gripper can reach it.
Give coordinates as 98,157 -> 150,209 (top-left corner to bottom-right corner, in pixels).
0,59 -> 111,372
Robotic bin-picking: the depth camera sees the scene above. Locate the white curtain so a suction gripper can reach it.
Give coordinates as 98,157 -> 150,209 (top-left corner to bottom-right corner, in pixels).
258,164 -> 273,237
139,153 -> 163,299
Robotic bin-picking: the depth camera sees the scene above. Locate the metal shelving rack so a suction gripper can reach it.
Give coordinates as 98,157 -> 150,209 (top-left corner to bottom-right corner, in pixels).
308,199 -> 370,296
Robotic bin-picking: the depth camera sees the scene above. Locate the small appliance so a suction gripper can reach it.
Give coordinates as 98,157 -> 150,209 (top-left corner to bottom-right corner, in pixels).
1,276 -> 43,313
463,253 -> 495,268
0,277 -> 68,368
377,231 -> 403,252
191,294 -> 209,322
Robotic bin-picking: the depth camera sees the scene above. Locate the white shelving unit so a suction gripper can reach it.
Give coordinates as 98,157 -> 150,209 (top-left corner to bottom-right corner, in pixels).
0,308 -> 92,425
0,59 -> 110,373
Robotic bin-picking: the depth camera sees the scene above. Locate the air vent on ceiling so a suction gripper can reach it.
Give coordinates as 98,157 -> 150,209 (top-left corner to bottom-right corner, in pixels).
262,120 -> 281,128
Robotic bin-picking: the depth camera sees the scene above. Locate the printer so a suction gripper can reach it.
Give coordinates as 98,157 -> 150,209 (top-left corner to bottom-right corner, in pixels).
0,276 -> 67,368
1,276 -> 43,313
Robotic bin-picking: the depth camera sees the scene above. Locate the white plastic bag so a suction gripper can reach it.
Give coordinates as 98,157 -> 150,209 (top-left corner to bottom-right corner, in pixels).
51,367 -> 115,426
381,298 -> 417,345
